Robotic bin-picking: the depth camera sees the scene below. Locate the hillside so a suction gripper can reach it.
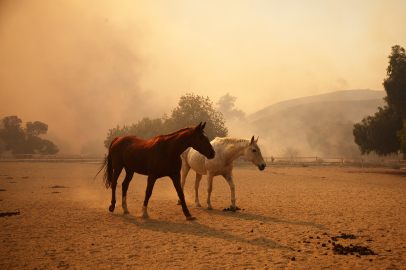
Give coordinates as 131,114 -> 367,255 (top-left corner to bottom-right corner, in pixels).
234,98 -> 386,157
248,89 -> 386,122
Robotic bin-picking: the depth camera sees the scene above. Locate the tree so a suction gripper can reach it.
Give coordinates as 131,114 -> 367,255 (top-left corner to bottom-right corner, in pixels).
353,106 -> 403,156
0,122 -> 6,154
383,45 -> 406,118
0,116 -> 26,154
164,93 -> 228,140
0,116 -> 59,156
0,138 -> 5,154
217,93 -> 246,123
104,94 -> 228,148
353,45 -> 406,158
38,139 -> 59,155
104,117 -> 165,148
26,121 -> 48,137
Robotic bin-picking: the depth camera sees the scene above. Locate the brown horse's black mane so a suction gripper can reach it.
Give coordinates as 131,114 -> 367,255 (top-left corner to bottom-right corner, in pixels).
155,127 -> 192,138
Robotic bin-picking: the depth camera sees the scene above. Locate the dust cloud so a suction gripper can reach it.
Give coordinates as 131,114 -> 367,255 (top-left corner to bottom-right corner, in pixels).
1,1 -> 405,155
0,1 -> 173,154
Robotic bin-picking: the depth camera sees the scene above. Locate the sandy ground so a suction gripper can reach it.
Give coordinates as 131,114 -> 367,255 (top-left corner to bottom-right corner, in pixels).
1,162 -> 406,269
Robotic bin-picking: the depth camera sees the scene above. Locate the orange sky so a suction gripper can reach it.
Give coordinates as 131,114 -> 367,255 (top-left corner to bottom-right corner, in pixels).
1,0 -> 405,153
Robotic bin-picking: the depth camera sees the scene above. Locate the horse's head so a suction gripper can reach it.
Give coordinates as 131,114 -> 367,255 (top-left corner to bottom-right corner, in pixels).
190,122 -> 215,159
244,136 -> 266,171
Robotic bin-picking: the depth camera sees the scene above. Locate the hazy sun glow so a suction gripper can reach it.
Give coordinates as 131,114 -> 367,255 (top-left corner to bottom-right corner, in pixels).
1,0 -> 405,153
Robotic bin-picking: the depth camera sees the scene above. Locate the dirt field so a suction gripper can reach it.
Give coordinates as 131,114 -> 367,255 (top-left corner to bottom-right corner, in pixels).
1,162 -> 406,269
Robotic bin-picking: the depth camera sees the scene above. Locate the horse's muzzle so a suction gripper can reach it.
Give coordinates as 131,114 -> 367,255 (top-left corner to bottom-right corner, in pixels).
207,151 -> 215,159
258,164 -> 266,171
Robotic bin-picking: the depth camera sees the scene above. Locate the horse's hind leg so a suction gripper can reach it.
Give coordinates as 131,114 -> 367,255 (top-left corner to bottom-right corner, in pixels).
194,173 -> 202,207
180,162 -> 191,190
223,172 -> 236,212
121,167 -> 134,214
206,172 -> 215,210
109,166 -> 123,212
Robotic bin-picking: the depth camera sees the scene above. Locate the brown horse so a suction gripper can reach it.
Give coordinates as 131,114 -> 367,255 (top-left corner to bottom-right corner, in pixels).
96,122 -> 215,220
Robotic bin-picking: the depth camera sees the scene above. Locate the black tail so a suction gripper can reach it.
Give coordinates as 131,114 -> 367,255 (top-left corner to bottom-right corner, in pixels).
94,138 -> 119,189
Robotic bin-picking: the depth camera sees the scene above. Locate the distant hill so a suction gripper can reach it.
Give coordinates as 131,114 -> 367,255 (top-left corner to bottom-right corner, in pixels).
248,90 -> 386,122
233,94 -> 386,157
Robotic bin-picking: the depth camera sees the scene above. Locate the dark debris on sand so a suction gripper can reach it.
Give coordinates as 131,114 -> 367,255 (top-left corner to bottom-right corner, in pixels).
331,233 -> 357,241
304,232 -> 377,256
329,233 -> 376,255
50,185 -> 68,188
332,243 -> 376,255
223,206 -> 243,211
0,212 -> 20,218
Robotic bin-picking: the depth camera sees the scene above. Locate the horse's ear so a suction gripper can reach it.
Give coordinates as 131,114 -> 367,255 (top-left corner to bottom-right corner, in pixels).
202,122 -> 206,129
250,136 -> 254,145
255,136 -> 259,143
196,122 -> 202,130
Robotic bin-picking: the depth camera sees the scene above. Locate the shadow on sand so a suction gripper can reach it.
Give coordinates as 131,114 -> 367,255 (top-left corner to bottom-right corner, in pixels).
203,209 -> 324,229
120,214 -> 286,250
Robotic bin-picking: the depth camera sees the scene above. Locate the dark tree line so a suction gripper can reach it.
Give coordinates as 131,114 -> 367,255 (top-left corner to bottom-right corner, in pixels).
0,116 -> 59,156
104,93 -> 228,148
353,45 -> 406,158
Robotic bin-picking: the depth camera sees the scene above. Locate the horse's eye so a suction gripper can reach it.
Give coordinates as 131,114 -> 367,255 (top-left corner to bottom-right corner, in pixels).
199,135 -> 203,139
252,149 -> 256,152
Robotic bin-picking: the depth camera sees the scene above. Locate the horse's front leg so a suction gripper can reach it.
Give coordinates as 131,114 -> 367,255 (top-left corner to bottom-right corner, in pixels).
177,163 -> 191,205
206,172 -> 215,210
170,173 -> 195,220
223,172 -> 236,212
109,167 -> 123,212
142,175 -> 157,218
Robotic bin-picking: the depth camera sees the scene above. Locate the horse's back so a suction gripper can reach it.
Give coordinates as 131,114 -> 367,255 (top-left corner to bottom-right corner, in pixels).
110,136 -> 146,152
187,139 -> 234,176
109,136 -> 153,174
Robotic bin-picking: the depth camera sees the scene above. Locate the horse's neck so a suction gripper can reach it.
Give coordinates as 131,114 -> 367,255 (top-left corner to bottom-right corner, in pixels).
163,129 -> 192,156
222,141 -> 248,163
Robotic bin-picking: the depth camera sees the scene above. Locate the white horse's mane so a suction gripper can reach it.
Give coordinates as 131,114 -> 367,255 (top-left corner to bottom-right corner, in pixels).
214,137 -> 250,147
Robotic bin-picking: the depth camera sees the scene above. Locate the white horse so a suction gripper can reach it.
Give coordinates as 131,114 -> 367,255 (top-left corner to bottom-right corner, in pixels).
180,136 -> 266,211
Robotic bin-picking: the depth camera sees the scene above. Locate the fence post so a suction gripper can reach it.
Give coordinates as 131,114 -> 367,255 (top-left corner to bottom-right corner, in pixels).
316,156 -> 318,166
382,159 -> 384,168
291,156 -> 293,167
361,158 -> 363,168
342,158 -> 344,166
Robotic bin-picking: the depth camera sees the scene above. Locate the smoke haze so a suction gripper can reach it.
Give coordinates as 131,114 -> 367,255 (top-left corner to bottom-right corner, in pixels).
1,0 -> 405,154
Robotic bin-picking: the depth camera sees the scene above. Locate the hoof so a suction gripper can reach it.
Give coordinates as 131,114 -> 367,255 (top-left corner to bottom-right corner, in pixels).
186,216 -> 196,221
123,211 -> 130,215
177,200 -> 181,205
109,205 -> 115,212
223,206 -> 241,212
142,214 -> 150,219
196,203 -> 201,207
207,206 -> 213,210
